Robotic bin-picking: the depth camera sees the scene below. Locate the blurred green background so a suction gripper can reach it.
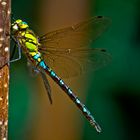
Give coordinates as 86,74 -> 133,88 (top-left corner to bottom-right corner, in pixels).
9,0 -> 140,140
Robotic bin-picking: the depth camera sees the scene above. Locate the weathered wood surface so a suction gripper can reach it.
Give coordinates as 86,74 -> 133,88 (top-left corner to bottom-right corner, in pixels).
0,0 -> 10,139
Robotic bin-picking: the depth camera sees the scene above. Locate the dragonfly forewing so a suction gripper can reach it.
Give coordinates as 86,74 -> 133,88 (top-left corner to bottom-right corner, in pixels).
39,16 -> 111,78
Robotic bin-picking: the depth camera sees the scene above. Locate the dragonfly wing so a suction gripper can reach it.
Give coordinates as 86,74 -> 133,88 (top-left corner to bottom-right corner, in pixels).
27,63 -> 52,104
39,16 -> 111,78
39,16 -> 111,49
40,69 -> 52,104
40,47 -> 111,78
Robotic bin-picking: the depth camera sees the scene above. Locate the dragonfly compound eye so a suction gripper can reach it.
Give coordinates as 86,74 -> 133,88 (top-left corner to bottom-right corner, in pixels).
19,21 -> 29,29
15,19 -> 22,24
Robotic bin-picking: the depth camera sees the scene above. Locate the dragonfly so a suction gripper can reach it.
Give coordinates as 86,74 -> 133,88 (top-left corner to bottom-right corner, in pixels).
11,16 -> 111,133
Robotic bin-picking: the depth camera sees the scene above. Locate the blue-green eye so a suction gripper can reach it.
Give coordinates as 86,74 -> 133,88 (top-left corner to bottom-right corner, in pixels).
22,22 -> 27,25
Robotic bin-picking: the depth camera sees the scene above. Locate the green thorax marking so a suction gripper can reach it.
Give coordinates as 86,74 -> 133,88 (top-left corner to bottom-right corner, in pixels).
19,29 -> 40,52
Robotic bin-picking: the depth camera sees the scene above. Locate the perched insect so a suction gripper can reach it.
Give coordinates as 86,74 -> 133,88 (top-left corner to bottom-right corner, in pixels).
11,16 -> 111,133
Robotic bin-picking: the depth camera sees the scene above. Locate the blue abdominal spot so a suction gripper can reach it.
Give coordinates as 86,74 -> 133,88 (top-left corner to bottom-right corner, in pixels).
68,88 -> 72,95
39,61 -> 47,69
76,98 -> 80,104
59,79 -> 64,85
50,71 -> 56,77
33,53 -> 40,60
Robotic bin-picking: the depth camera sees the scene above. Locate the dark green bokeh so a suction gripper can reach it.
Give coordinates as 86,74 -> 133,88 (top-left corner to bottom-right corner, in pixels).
83,0 -> 140,140
10,0 -> 140,140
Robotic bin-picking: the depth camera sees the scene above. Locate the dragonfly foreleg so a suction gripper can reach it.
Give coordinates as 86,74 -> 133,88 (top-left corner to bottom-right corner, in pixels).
10,43 -> 21,63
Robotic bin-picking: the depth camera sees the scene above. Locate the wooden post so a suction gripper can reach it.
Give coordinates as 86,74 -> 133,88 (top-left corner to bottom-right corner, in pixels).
0,0 -> 10,139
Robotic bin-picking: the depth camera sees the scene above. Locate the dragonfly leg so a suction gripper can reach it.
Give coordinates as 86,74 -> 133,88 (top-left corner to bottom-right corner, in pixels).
10,35 -> 22,63
10,43 -> 17,60
10,44 -> 21,63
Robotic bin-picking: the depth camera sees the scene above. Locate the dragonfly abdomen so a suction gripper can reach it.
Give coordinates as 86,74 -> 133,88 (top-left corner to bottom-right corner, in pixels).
35,57 -> 101,132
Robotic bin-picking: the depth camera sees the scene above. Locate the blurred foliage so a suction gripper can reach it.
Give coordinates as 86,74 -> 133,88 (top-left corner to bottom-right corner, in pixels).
83,0 -> 140,140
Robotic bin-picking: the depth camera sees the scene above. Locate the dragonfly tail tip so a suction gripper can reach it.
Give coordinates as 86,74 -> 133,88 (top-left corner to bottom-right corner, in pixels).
90,120 -> 102,133
95,124 -> 102,133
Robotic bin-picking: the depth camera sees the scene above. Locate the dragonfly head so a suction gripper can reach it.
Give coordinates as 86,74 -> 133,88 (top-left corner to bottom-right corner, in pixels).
11,19 -> 29,33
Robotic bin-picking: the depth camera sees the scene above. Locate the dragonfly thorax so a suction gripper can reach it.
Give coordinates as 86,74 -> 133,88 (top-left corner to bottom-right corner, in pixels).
11,19 -> 40,53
